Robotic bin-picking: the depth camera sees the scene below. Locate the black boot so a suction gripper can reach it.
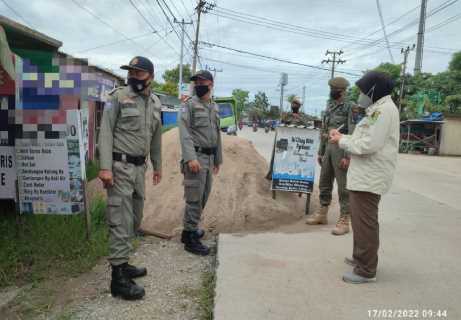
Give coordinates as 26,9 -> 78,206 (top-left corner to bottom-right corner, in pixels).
181,229 -> 205,243
111,264 -> 145,300
123,263 -> 147,279
182,230 -> 210,256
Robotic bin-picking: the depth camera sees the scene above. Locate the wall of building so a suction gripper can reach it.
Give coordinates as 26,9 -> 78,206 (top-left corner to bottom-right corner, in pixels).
440,117 -> 461,156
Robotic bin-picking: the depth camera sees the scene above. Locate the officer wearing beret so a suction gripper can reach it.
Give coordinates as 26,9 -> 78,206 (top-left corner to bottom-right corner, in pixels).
281,96 -> 312,126
306,77 -> 360,236
98,56 -> 162,300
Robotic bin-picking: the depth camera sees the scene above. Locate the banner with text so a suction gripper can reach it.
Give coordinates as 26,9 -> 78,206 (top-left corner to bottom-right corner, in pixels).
271,127 -> 320,193
0,146 -> 16,199
16,110 -> 86,214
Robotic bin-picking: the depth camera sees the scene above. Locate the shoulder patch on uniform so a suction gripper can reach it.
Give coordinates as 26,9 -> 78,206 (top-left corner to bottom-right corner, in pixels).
369,110 -> 381,125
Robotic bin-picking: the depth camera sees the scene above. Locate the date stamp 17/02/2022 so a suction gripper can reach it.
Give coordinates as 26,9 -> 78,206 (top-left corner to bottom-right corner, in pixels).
368,309 -> 448,319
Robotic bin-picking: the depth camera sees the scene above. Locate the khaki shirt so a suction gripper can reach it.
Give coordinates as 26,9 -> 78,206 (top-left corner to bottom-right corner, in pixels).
178,96 -> 223,166
339,95 -> 400,195
98,85 -> 162,171
281,112 -> 312,126
318,100 -> 358,156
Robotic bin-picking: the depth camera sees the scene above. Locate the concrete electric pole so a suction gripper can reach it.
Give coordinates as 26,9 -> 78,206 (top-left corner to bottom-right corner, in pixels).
414,0 -> 428,75
175,18 -> 193,99
322,50 -> 346,79
399,44 -> 416,113
279,73 -> 288,113
192,0 -> 215,74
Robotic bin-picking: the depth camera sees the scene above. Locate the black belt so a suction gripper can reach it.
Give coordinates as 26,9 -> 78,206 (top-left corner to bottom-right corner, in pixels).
194,146 -> 217,156
113,152 -> 146,166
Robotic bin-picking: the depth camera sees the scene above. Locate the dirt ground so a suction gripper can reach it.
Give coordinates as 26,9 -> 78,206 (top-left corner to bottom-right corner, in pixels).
141,128 -> 318,238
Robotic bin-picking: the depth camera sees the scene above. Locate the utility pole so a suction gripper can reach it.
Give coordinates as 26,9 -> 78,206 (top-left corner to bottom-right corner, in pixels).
414,0 -> 427,75
322,50 -> 346,79
279,73 -> 288,113
192,0 -> 216,74
205,64 -> 223,83
175,18 -> 193,99
399,44 -> 416,113
302,85 -> 306,113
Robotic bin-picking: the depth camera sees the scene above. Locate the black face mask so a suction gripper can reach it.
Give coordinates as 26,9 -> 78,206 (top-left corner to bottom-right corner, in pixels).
330,90 -> 342,100
128,77 -> 150,93
195,85 -> 210,98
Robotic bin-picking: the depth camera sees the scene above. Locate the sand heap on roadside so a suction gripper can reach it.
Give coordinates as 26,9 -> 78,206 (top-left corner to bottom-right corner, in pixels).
141,128 -> 317,238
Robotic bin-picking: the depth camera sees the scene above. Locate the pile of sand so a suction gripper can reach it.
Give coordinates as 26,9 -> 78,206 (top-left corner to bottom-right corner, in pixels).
141,129 -> 318,238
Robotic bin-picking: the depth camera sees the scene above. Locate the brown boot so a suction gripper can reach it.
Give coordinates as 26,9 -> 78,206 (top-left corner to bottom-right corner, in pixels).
305,206 -> 328,225
331,214 -> 350,235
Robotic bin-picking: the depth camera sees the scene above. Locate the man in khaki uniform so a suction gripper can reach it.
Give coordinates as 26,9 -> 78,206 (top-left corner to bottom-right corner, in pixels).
179,70 -> 223,256
306,77 -> 360,235
281,97 -> 312,126
98,56 -> 162,300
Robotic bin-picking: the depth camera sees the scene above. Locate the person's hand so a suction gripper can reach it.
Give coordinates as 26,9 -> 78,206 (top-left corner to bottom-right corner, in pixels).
187,160 -> 201,173
317,155 -> 323,166
213,165 -> 220,175
339,158 -> 350,169
153,170 -> 162,185
329,129 -> 343,144
98,169 -> 113,188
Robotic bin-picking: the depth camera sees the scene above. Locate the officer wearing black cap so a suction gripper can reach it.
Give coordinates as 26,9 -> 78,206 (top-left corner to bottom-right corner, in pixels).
98,56 -> 162,300
178,70 -> 223,256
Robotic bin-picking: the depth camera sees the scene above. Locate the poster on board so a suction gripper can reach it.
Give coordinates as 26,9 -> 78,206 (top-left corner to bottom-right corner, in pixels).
271,126 -> 320,193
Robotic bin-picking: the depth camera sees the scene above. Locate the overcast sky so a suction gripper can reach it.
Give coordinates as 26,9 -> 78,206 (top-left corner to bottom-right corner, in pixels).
1,0 -> 460,115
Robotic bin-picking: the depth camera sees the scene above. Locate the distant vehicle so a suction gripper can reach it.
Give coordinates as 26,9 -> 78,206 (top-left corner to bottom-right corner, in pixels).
215,97 -> 238,135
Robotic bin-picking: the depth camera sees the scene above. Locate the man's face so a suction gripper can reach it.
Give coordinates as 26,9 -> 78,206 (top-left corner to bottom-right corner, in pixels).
128,69 -> 153,81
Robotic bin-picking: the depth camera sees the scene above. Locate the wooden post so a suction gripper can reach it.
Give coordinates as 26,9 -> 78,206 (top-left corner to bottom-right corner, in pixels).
305,193 -> 311,215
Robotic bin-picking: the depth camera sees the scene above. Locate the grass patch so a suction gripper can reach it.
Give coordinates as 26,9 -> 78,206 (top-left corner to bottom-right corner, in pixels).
85,159 -> 100,182
198,270 -> 216,320
0,196 -> 108,288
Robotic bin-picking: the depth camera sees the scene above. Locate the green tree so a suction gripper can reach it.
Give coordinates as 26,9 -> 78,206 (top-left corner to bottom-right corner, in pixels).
162,64 -> 192,84
253,91 -> 270,112
152,80 -> 178,96
232,89 -> 250,120
445,94 -> 461,113
449,52 -> 461,72
374,63 -> 401,80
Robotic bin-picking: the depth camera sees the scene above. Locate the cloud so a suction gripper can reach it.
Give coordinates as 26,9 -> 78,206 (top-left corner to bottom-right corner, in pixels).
1,0 -> 459,112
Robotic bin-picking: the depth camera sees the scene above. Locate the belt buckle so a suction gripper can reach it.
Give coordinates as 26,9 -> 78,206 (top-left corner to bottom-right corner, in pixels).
121,154 -> 127,164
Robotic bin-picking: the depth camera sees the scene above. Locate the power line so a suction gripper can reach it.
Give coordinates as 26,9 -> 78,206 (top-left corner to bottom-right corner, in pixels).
427,12 -> 461,32
200,41 -> 361,76
0,0 -> 33,27
376,0 -> 395,63
129,0 -> 180,54
75,32 -> 155,54
70,0 -> 156,56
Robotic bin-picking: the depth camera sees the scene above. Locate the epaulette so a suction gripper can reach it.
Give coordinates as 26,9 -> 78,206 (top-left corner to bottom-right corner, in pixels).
108,86 -> 124,96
